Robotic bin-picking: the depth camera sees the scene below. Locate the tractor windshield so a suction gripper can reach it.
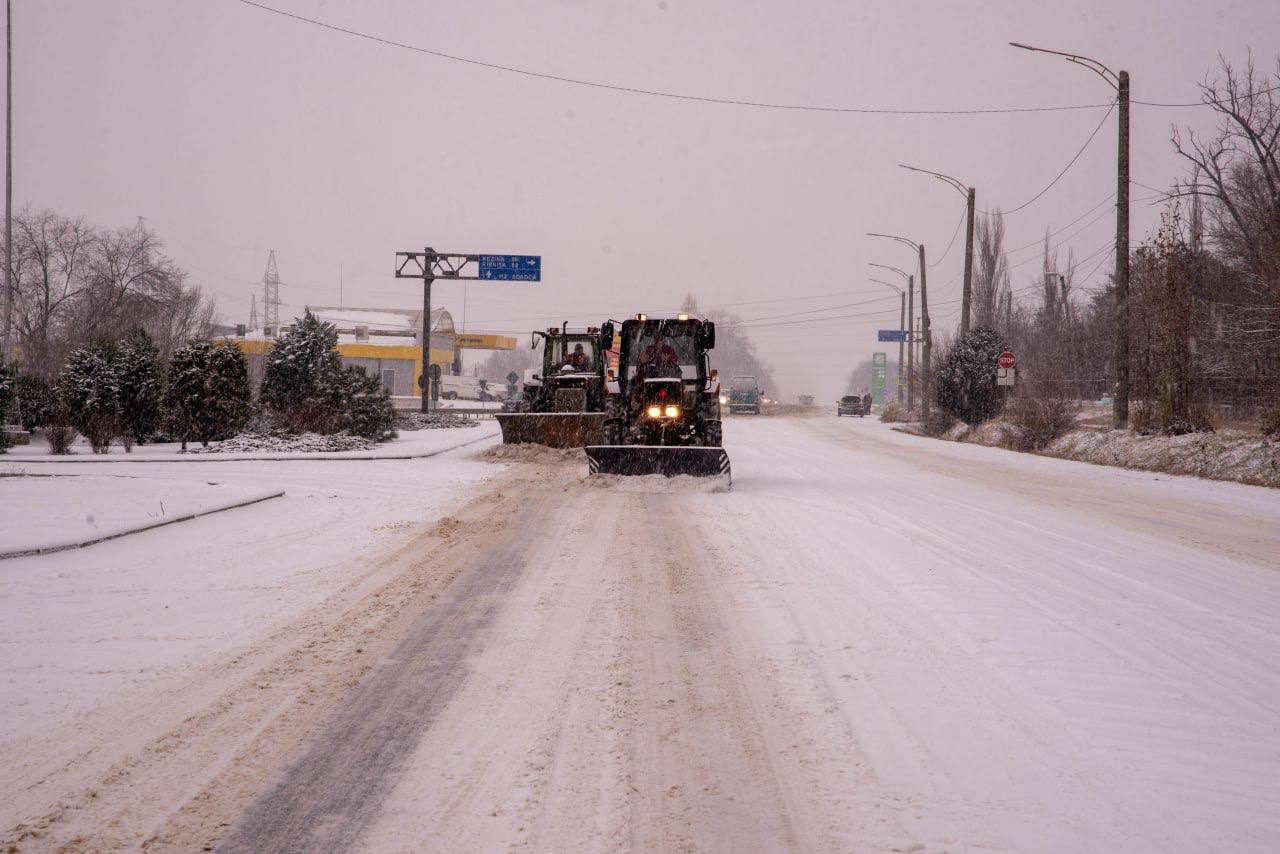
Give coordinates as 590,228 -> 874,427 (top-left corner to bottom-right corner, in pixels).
626,322 -> 700,380
548,337 -> 601,373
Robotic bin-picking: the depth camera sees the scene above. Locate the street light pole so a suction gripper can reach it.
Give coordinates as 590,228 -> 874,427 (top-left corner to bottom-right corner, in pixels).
899,166 -> 974,337
918,243 -> 931,422
3,0 -> 12,369
870,277 -> 906,403
1011,40 -> 1129,429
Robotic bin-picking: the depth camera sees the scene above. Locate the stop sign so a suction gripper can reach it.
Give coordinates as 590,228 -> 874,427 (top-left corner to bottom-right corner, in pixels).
997,351 -> 1016,369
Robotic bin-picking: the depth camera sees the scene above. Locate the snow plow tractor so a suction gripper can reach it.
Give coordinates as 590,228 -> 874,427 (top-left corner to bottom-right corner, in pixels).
494,322 -> 614,448
585,314 -> 730,480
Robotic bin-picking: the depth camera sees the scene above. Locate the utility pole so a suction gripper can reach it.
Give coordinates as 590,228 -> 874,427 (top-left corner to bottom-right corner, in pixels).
3,0 -> 12,369
897,287 -> 905,403
906,276 -> 915,407
1115,70 -> 1130,428
919,243 -> 932,421
961,187 -> 975,335
1010,41 -> 1128,429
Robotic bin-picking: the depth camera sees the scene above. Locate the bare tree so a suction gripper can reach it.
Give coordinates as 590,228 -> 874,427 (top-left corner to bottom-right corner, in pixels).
7,209 -> 93,379
5,210 -> 214,378
1171,52 -> 1280,382
971,209 -> 1010,331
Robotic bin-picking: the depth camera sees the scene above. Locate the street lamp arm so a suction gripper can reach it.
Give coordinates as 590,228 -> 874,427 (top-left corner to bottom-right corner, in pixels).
869,277 -> 903,295
868,262 -> 909,281
1008,41 -> 1119,89
899,164 -> 968,197
866,231 -> 920,251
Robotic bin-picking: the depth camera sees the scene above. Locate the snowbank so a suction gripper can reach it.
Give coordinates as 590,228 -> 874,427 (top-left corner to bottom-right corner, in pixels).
182,432 -> 376,454
472,443 -> 583,464
1047,429 -> 1280,488
396,412 -> 481,430
902,418 -> 1280,489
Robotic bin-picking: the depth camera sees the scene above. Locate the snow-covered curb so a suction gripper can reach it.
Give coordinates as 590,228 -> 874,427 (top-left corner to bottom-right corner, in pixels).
0,488 -> 284,560
892,421 -> 1280,489
7,429 -> 496,464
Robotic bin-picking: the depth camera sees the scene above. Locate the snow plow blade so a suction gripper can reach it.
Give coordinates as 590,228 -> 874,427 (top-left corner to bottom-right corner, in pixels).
494,412 -> 605,448
585,445 -> 731,479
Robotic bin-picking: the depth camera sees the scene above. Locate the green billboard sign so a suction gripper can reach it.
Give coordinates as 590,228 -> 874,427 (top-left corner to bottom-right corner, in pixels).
871,352 -> 887,405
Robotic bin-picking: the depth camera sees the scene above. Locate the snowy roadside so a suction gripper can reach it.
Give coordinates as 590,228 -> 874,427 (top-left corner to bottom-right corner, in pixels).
0,474 -> 283,558
892,417 -> 1280,488
3,424 -> 498,463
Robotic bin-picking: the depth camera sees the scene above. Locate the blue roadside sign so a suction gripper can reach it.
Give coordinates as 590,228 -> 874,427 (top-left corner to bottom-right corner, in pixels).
878,329 -> 906,342
477,254 -> 541,281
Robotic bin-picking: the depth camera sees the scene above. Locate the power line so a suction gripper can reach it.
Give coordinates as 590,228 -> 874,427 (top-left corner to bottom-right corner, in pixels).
237,1 -> 1213,117
928,203 -> 969,268
734,294 -> 899,324
995,100 -> 1117,216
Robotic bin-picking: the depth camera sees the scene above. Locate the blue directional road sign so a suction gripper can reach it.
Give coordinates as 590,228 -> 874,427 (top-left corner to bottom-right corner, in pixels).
477,254 -> 541,281
878,329 -> 907,342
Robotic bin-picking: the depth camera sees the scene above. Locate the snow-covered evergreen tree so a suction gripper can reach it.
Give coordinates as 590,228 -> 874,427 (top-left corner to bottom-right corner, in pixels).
116,327 -> 163,448
164,340 -> 253,449
204,343 -> 253,440
339,365 -> 397,440
59,343 -> 122,452
935,328 -> 1007,425
165,341 -> 212,450
260,311 -> 343,431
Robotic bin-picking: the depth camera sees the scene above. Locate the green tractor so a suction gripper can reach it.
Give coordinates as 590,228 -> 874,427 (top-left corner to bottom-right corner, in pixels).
585,314 -> 730,479
494,322 -> 614,447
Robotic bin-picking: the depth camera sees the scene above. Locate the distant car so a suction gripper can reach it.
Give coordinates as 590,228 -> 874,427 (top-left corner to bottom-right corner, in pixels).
837,395 -> 866,417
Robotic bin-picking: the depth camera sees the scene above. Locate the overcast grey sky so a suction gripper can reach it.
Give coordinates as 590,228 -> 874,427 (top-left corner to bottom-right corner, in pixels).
8,0 -> 1279,399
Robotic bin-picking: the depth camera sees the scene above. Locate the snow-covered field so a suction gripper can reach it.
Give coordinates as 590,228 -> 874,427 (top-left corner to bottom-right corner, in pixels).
4,416 -> 1279,852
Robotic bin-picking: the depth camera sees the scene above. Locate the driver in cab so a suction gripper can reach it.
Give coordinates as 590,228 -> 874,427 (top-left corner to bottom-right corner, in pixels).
639,330 -> 681,379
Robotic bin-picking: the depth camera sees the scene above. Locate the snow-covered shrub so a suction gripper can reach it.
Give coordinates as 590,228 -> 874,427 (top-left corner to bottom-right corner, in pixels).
45,419 -> 75,454
59,343 -> 122,453
1005,396 -> 1078,451
165,341 -> 254,450
338,366 -> 397,441
934,328 -> 1007,426
398,411 -> 479,430
1263,405 -> 1280,438
116,328 -> 164,447
878,402 -> 908,423
15,373 -> 57,432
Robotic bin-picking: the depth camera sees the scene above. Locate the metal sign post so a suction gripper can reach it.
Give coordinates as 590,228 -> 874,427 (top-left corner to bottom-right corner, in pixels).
396,249 -> 541,413
996,351 -> 1017,387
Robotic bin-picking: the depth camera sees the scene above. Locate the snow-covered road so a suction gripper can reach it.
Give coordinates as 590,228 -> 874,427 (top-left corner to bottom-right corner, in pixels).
4,415 -> 1278,852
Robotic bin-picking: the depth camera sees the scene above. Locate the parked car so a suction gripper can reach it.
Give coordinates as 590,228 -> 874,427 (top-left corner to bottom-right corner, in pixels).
837,395 -> 866,417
